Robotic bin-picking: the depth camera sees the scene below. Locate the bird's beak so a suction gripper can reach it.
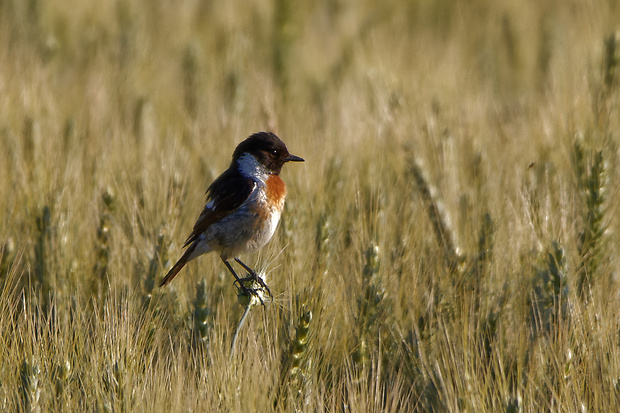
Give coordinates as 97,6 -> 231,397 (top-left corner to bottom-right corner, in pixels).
285,154 -> 304,162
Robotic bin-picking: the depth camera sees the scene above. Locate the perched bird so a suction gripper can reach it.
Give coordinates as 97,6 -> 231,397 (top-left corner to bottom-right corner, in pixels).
159,132 -> 304,297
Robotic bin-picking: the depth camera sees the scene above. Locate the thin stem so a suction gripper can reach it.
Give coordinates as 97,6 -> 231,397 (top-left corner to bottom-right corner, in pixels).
230,305 -> 252,358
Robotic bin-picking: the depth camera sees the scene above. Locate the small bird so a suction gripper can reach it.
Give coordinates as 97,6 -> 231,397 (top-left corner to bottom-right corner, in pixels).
159,132 -> 304,297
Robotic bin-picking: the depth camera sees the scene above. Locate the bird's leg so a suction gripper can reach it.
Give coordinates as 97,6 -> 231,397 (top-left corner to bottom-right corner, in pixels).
222,259 -> 243,282
222,258 -> 266,304
222,259 -> 252,293
234,258 -> 272,299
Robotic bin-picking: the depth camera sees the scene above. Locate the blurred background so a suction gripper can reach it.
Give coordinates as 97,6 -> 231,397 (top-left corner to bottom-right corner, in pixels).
0,0 -> 619,411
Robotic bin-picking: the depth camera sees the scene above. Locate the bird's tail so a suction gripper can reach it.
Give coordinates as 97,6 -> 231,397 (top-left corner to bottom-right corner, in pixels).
159,243 -> 197,287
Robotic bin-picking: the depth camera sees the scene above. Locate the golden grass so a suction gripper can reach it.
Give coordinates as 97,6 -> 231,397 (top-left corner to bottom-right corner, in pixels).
1,0 -> 620,411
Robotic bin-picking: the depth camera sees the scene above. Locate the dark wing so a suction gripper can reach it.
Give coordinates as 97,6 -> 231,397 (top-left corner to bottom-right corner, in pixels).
182,169 -> 256,248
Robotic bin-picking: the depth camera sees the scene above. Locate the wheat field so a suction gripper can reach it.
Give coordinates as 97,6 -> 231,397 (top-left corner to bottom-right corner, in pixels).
1,0 -> 619,411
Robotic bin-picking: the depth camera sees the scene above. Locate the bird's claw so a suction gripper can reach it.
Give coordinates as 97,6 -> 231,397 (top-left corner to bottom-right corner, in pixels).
233,274 -> 272,306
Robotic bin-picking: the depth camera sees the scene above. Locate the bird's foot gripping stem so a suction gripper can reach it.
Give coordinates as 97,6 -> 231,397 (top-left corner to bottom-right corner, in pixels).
234,273 -> 272,307
222,258 -> 272,307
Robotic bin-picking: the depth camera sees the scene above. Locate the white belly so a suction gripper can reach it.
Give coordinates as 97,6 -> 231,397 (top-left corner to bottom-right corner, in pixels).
198,201 -> 282,260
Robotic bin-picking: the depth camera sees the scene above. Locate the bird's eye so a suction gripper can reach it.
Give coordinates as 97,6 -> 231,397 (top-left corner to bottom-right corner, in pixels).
271,149 -> 278,155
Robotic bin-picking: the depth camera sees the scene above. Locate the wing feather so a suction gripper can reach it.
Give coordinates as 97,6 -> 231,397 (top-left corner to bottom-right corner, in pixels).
182,169 -> 256,247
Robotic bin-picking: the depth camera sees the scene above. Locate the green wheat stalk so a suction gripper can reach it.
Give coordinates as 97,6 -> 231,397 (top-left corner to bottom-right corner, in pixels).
192,278 -> 213,349
275,303 -> 313,410
34,205 -> 53,302
93,189 -> 115,279
54,359 -> 71,408
466,212 -> 495,320
531,240 -> 568,336
102,354 -> 134,413
315,214 -> 332,270
353,242 -> 394,371
19,356 -> 41,413
575,146 -> 608,301
93,188 -> 116,303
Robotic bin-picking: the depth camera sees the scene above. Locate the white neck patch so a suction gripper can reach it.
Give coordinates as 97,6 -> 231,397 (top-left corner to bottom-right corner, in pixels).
237,153 -> 269,181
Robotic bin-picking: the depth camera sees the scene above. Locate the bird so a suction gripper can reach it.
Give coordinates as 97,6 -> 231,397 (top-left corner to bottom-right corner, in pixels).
159,131 -> 304,298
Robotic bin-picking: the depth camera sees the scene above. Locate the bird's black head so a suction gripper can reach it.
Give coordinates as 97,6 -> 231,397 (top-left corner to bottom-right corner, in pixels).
233,132 -> 304,175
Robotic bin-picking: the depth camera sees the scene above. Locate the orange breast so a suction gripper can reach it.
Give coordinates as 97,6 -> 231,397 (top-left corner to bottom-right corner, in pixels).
265,175 -> 287,210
